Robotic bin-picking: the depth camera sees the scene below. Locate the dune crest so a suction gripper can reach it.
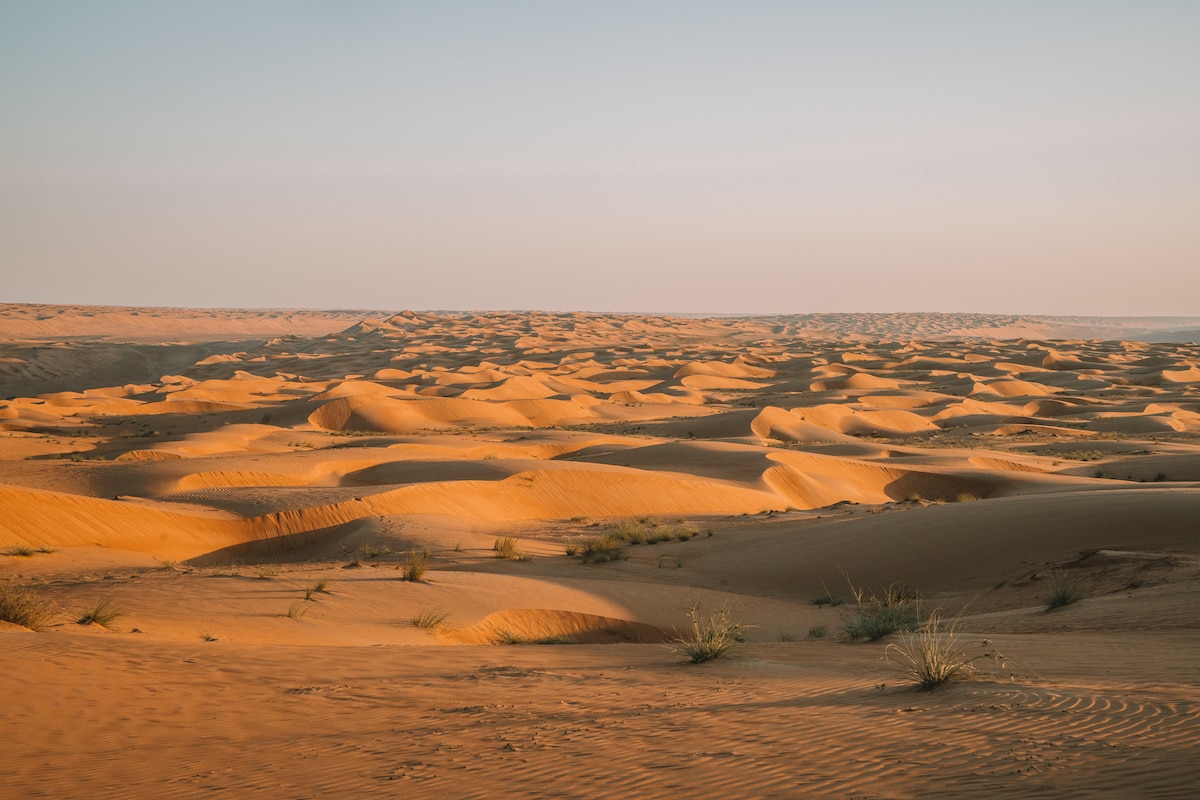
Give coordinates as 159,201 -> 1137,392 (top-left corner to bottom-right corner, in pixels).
4,307 -> 1200,800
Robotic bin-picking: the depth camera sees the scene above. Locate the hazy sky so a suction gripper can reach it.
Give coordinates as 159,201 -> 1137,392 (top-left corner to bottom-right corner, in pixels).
3,1 -> 1198,314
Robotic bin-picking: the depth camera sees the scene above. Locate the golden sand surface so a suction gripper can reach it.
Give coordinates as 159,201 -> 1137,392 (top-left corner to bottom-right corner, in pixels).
2,307 -> 1199,798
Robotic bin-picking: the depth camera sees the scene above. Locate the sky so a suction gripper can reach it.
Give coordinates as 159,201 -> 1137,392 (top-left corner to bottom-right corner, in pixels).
2,1 -> 1198,315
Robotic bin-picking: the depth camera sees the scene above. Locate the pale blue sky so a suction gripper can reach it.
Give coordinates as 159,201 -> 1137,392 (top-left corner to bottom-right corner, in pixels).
2,1 -> 1198,314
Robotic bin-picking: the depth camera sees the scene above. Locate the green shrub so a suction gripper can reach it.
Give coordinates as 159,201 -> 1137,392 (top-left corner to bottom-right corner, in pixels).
844,583 -> 919,641
812,592 -> 844,607
1045,576 -> 1082,611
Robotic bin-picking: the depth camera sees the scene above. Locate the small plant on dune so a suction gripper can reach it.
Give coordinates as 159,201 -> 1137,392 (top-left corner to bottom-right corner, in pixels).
304,579 -> 330,601
256,565 -> 278,579
360,543 -> 392,559
1044,575 -> 1083,611
77,599 -> 122,630
579,533 -> 628,564
285,600 -> 311,619
812,591 -> 844,607
493,537 -> 524,560
563,539 -> 581,557
885,611 -> 977,690
673,526 -> 699,542
671,605 -> 751,664
534,635 -> 576,645
5,545 -> 35,557
199,627 -> 218,642
807,625 -> 828,639
35,545 -> 57,554
613,519 -> 647,544
844,582 -> 920,641
402,549 -> 429,582
0,581 -> 55,631
493,628 -> 529,645
955,492 -> 981,503
412,606 -> 453,630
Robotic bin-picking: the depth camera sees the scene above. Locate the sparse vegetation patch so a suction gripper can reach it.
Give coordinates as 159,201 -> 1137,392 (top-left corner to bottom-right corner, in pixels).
0,582 -> 55,631
671,605 -> 750,663
77,599 -> 122,630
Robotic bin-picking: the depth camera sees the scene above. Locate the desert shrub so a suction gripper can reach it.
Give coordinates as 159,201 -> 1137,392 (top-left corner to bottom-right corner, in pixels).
534,635 -> 576,645
77,599 -> 122,629
0,582 -> 55,631
886,611 -> 976,690
256,565 -> 278,579
844,582 -> 920,641
579,533 -> 628,564
673,526 -> 699,541
4,545 -> 35,557
1045,576 -> 1082,611
402,549 -> 429,581
493,628 -> 529,645
412,606 -> 453,630
671,605 -> 750,664
812,591 -> 844,607
493,537 -> 522,559
199,627 -> 218,642
613,520 -> 647,544
807,625 -> 828,639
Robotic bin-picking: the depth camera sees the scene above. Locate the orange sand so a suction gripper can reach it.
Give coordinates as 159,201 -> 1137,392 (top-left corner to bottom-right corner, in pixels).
2,306 -> 1199,798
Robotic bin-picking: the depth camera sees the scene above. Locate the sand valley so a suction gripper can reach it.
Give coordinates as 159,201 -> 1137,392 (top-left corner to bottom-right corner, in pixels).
2,306 -> 1199,798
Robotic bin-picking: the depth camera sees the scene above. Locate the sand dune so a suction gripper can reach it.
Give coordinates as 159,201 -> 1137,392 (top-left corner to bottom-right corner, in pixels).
3,307 -> 1200,799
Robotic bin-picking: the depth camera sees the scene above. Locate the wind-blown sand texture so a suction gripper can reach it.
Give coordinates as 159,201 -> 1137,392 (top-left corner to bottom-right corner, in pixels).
2,307 -> 1199,798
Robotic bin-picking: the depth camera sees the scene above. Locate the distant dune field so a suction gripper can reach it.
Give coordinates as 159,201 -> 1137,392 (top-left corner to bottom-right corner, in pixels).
3,306 -> 1199,799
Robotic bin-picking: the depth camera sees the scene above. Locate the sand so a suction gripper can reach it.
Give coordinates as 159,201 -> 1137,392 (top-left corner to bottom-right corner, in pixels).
2,306 -> 1199,798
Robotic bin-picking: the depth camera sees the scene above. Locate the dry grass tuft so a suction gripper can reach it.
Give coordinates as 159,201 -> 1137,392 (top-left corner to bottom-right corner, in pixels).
493,537 -> 527,560
579,533 -> 628,563
77,599 -> 122,630
0,581 -> 55,631
671,605 -> 750,663
887,611 -> 1011,690
303,579 -> 330,601
285,601 -> 311,619
402,549 -> 429,581
886,611 -> 976,690
412,606 -> 453,630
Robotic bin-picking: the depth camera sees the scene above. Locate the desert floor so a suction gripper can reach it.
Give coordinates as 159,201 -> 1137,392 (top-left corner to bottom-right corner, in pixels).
2,307 -> 1199,799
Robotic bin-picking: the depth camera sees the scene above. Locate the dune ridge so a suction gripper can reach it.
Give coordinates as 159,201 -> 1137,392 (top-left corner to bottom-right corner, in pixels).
3,307 -> 1199,799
